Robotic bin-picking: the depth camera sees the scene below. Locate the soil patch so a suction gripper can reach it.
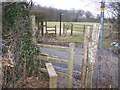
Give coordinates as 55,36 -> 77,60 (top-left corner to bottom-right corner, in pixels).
16,73 -> 49,88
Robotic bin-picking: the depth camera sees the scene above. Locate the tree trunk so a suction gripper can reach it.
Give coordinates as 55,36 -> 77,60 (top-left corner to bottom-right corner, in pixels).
80,26 -> 90,88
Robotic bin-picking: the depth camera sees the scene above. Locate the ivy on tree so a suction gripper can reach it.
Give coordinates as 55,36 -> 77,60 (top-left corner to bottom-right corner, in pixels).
2,2 -> 39,77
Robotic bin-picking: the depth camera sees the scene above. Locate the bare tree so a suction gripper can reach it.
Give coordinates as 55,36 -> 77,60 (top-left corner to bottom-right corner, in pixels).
85,11 -> 94,21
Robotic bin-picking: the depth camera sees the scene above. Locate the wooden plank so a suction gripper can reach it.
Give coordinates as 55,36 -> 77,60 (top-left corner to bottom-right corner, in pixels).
68,43 -> 75,88
46,63 -> 57,77
37,44 -> 69,51
46,63 -> 58,88
57,71 -> 68,77
73,24 -> 93,26
37,55 -> 68,64
47,27 -> 56,28
39,68 -> 68,77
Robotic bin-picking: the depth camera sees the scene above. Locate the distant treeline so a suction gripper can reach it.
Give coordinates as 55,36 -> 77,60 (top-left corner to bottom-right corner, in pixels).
30,4 -> 109,22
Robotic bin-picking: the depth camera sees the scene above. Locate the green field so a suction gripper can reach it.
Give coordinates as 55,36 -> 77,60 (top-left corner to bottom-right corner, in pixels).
46,22 -> 111,49
47,21 -> 109,28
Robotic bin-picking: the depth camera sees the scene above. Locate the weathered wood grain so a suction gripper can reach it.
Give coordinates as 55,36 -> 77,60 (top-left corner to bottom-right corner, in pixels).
46,63 -> 58,88
68,43 -> 75,88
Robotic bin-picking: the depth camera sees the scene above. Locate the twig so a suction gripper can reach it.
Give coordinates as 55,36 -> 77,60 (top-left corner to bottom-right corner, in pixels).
23,50 -> 27,82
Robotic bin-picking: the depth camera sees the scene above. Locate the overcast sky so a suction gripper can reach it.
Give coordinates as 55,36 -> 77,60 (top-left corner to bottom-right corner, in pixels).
31,0 -> 111,18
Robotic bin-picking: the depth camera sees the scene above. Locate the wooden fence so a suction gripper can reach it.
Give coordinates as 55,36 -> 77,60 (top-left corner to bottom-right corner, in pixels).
63,23 -> 73,36
37,43 -> 75,88
42,22 -> 57,36
46,25 -> 57,36
73,23 -> 93,31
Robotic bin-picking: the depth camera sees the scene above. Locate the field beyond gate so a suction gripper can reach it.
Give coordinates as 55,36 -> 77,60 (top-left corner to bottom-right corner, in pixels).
39,22 -> 111,49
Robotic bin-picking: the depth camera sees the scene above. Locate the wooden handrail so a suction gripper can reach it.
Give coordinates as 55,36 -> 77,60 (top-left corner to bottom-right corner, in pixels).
39,67 -> 68,77
37,44 -> 69,51
37,55 -> 68,64
46,63 -> 58,88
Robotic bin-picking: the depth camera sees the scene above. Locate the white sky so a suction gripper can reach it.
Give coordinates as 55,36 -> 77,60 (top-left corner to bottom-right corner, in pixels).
31,0 -> 111,18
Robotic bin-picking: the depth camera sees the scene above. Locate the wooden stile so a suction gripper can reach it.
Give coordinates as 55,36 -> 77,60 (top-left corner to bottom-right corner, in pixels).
37,43 -> 75,88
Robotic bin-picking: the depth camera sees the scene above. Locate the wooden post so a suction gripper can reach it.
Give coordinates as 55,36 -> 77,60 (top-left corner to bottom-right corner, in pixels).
45,22 -> 47,35
30,15 -> 36,43
83,25 -> 85,36
37,22 -> 40,31
87,24 -> 100,88
59,13 -> 62,36
41,22 -> 44,36
46,63 -> 58,88
68,43 -> 75,88
71,23 -> 73,36
80,26 -> 90,88
89,24 -> 100,65
55,25 -> 57,36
